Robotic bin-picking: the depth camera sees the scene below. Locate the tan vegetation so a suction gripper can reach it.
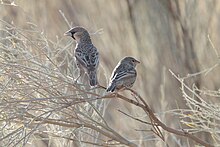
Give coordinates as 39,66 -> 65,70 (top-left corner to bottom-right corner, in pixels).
0,0 -> 220,146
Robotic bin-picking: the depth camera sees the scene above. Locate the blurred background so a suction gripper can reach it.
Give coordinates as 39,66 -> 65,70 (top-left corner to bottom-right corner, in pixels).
1,0 -> 220,146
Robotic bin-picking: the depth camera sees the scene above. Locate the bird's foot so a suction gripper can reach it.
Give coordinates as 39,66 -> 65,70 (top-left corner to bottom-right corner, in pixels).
73,75 -> 81,84
73,79 -> 78,84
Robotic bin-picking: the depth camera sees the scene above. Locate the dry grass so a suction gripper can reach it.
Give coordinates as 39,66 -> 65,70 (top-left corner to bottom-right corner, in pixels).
0,0 -> 220,147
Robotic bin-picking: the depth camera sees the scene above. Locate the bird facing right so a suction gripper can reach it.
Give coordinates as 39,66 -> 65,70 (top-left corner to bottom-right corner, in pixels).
106,57 -> 140,92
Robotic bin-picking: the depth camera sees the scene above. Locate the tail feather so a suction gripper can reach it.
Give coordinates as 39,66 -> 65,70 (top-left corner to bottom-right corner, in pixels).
106,82 -> 116,92
88,70 -> 98,86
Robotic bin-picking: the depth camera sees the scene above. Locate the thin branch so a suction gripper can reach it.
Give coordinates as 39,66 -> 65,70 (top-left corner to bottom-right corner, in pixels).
118,109 -> 153,125
25,114 -> 138,147
115,92 -> 214,147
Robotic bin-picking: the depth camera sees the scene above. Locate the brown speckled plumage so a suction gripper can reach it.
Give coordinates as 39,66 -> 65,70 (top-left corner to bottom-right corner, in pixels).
64,26 -> 99,86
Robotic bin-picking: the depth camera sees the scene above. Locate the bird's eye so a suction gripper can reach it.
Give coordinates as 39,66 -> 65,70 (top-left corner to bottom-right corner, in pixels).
132,59 -> 135,62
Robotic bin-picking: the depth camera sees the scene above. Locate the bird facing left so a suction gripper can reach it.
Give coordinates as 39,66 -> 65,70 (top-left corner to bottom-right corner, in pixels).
64,26 -> 99,86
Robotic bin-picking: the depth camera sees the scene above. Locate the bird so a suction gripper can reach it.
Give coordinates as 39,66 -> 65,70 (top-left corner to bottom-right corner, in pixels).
106,56 -> 140,92
64,26 -> 99,86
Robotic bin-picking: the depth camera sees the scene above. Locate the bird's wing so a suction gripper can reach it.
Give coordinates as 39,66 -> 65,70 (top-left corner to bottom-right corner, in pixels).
110,64 -> 136,82
75,44 -> 99,71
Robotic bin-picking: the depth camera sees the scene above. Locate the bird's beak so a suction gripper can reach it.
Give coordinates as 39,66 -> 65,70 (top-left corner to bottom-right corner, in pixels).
64,31 -> 72,36
135,60 -> 140,64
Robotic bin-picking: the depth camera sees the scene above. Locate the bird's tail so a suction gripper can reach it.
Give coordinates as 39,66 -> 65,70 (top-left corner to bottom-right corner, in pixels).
106,82 -> 116,92
88,70 -> 98,86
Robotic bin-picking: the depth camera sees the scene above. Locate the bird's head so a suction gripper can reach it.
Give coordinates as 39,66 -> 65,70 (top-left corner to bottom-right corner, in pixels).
64,26 -> 90,43
121,57 -> 140,67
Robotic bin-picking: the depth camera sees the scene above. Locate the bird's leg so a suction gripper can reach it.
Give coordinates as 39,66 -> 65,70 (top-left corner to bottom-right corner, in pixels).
74,68 -> 83,84
74,75 -> 80,84
119,87 -> 127,92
